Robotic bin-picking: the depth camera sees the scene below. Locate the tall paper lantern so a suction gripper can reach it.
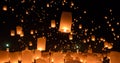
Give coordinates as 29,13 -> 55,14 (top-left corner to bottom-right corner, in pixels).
37,37 -> 46,51
0,51 -> 9,63
79,24 -> 82,29
10,30 -> 15,36
16,26 -> 22,35
51,20 -> 56,28
9,52 -> 20,63
69,34 -> 73,40
59,11 -> 72,33
22,49 -> 33,63
91,35 -> 95,41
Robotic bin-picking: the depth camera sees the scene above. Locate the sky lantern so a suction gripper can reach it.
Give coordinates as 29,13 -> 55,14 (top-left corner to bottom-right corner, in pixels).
110,51 -> 120,63
33,50 -> 42,60
9,52 -> 20,63
69,33 -> 73,40
20,31 -> 24,37
22,49 -> 33,63
59,11 -> 72,33
29,41 -> 33,46
10,30 -> 15,36
0,51 -> 9,63
79,24 -> 82,29
30,30 -> 34,35
3,5 -> 7,11
37,36 -> 46,51
91,35 -> 95,41
16,26 -> 23,35
51,20 -> 56,28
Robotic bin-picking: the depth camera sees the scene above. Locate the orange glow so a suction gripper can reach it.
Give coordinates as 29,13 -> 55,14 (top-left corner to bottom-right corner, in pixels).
37,37 -> 46,51
11,30 -> 15,36
51,20 -> 56,28
3,5 -> 7,11
16,26 -> 23,35
59,11 -> 72,33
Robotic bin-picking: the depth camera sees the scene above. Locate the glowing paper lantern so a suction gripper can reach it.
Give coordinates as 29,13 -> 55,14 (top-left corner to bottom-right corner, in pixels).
20,31 -> 24,37
69,34 -> 73,40
3,5 -> 7,11
22,49 -> 33,63
91,35 -> 95,41
0,51 -> 9,63
10,30 -> 15,36
16,26 -> 23,35
33,50 -> 41,60
110,51 -> 120,63
59,11 -> 72,33
37,37 -> 46,51
79,24 -> 82,29
29,41 -> 33,46
30,30 -> 34,35
51,20 -> 56,28
9,52 -> 20,63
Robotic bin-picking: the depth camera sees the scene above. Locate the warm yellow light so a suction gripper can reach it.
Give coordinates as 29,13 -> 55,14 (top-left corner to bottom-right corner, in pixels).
10,30 -> 15,36
3,5 -> 7,11
51,20 -> 56,28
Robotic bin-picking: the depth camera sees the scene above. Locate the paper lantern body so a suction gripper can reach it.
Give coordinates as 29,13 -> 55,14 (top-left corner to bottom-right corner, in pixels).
16,26 -> 23,35
22,50 -> 33,63
9,52 -> 20,63
37,37 -> 46,51
51,20 -> 56,28
59,11 -> 72,33
0,51 -> 9,63
11,30 -> 15,36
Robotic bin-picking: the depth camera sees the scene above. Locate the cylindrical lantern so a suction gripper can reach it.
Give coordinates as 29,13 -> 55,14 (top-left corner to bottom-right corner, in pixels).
59,11 -> 72,33
22,49 -> 33,63
29,41 -> 33,46
30,30 -> 34,35
3,5 -> 7,11
10,30 -> 15,36
69,34 -> 73,40
51,20 -> 56,28
0,51 -> 9,63
20,31 -> 24,37
91,35 -> 95,41
9,52 -> 20,63
79,24 -> 82,29
16,26 -> 23,35
37,37 -> 46,51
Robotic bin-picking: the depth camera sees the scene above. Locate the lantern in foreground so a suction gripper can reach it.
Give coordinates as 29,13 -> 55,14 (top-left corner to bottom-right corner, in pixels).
22,49 -> 33,63
10,30 -> 15,36
51,20 -> 56,28
59,11 -> 72,33
37,37 -> 46,51
9,52 -> 20,63
0,51 -> 9,63
16,26 -> 23,35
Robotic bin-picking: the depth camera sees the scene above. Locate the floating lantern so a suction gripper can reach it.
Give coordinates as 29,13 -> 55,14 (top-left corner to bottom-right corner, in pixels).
37,37 -> 46,51
29,41 -> 33,46
79,24 -> 82,29
20,31 -> 24,37
33,50 -> 41,60
16,26 -> 23,35
0,51 -> 9,63
22,49 -> 33,63
91,35 -> 95,41
59,11 -> 72,33
10,30 -> 15,36
9,52 -> 20,63
46,3 -> 50,7
3,5 -> 7,11
51,20 -> 56,28
69,34 -> 73,40
30,30 -> 34,35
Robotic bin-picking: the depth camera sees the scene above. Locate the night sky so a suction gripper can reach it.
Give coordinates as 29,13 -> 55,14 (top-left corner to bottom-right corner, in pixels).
0,0 -> 120,52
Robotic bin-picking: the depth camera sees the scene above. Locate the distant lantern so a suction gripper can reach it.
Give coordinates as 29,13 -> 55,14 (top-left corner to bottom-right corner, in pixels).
30,30 -> 34,35
10,30 -> 15,36
9,52 -> 20,63
37,37 -> 46,51
91,35 -> 95,41
51,20 -> 56,28
20,31 -> 24,37
79,24 -> 82,29
104,41 -> 109,48
3,5 -> 7,11
59,11 -> 72,33
29,41 -> 33,46
16,26 -> 23,35
46,3 -> 50,7
69,34 -> 73,40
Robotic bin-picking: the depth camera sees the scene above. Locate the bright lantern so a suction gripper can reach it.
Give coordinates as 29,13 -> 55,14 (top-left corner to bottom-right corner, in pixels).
91,35 -> 95,41
37,37 -> 46,51
9,52 -> 20,63
10,30 -> 15,36
3,5 -> 7,11
51,20 -> 56,28
69,34 -> 73,40
16,26 -> 23,35
79,24 -> 82,29
59,11 -> 72,33
30,30 -> 34,35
